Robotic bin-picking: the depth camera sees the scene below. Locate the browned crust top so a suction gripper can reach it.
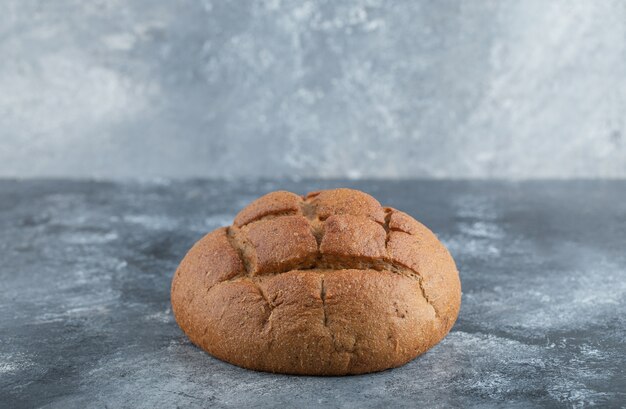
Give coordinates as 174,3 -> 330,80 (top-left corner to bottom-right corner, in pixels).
178,188 -> 460,325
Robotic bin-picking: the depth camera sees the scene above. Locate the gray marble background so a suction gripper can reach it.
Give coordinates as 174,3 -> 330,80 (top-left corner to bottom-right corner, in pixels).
1,0 -> 625,179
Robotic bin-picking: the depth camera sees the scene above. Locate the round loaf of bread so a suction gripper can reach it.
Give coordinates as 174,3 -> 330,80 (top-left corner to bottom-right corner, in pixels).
171,188 -> 461,375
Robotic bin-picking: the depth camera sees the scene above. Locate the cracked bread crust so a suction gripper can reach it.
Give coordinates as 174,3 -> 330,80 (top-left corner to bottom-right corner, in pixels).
171,188 -> 461,375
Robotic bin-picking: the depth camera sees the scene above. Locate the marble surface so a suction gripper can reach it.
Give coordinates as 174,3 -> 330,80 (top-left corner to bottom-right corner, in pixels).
1,179 -> 625,408
2,1 -> 626,179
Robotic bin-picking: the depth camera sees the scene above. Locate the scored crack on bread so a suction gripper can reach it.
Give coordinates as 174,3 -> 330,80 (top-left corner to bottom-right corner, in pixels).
171,188 -> 461,375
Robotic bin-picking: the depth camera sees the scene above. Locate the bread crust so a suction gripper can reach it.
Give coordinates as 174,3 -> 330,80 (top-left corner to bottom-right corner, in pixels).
171,188 -> 461,375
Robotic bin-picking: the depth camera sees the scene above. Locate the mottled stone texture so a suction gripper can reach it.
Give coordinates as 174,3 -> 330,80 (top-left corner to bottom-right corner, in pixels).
1,1 -> 626,179
1,180 -> 625,408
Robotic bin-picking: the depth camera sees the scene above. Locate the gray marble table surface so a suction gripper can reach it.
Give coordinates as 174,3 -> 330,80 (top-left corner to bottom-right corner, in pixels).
1,179 -> 624,408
